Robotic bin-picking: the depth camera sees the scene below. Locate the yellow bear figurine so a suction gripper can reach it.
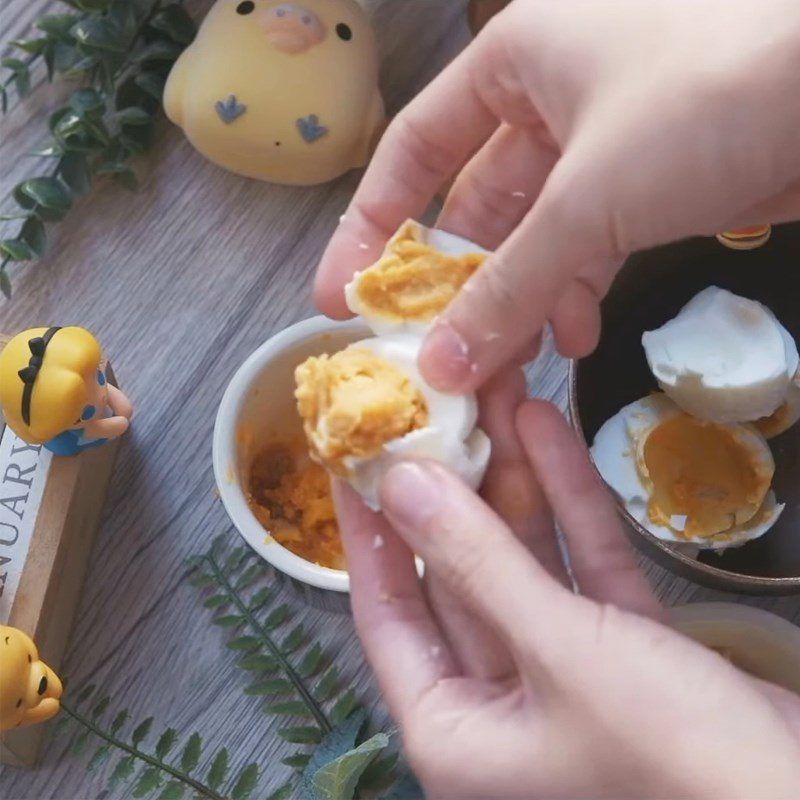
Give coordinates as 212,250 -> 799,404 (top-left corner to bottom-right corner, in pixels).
0,625 -> 63,731
164,0 -> 385,186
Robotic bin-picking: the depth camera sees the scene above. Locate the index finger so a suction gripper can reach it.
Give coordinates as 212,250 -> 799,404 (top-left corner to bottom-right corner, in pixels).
313,38 -> 502,318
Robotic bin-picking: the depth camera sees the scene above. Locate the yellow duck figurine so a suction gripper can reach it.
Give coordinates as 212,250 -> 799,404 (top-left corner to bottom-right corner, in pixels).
164,0 -> 385,186
0,625 -> 63,731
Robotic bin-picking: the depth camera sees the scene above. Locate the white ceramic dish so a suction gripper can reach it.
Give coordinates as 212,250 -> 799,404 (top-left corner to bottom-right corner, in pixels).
672,602 -> 800,694
213,315 -> 370,592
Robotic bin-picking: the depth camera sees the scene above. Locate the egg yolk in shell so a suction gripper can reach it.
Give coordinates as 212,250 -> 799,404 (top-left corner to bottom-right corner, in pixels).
295,347 -> 429,473
354,222 -> 486,323
642,414 -> 771,537
753,399 -> 794,439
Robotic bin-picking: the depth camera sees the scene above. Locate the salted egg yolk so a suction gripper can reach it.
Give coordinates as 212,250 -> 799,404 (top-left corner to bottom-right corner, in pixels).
295,347 -> 429,472
642,414 -> 770,537
354,223 -> 485,323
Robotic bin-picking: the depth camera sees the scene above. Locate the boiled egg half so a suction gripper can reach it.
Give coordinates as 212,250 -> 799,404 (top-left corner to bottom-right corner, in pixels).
295,220 -> 491,510
591,394 -> 784,548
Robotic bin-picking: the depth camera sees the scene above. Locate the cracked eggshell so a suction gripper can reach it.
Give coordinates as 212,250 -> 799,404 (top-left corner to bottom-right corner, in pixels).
590,394 -> 784,550
342,335 -> 490,510
642,287 -> 799,424
344,220 -> 489,337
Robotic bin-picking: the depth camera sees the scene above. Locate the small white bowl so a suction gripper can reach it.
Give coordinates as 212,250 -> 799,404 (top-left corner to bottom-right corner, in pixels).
213,315 -> 370,592
672,602 -> 800,694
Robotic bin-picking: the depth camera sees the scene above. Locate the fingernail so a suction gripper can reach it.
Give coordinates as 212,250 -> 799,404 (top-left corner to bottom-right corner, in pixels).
420,321 -> 473,391
381,462 -> 442,531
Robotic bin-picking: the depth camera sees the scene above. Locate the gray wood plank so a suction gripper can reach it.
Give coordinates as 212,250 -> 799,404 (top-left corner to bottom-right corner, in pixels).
1,1 -> 797,798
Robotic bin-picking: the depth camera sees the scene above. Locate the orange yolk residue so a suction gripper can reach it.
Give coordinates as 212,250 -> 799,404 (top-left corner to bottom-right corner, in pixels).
247,443 -> 344,570
643,414 -> 770,538
355,221 -> 486,323
295,347 -> 428,474
753,400 -> 793,439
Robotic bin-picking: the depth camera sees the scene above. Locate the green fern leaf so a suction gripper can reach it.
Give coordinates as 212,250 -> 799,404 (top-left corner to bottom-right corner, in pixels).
184,554 -> 205,569
231,762 -> 259,800
110,710 -> 129,735
71,730 -> 89,755
315,667 -> 340,701
133,766 -> 161,797
238,654 -> 278,672
110,754 -> 136,786
359,751 -> 400,791
180,732 -> 202,772
155,727 -> 178,759
213,614 -> 244,628
132,717 -> 154,747
264,700 -> 312,717
281,624 -> 306,654
298,644 -> 325,678
77,684 -> 96,704
244,678 -> 292,695
92,695 -> 110,720
203,594 -> 230,609
207,748 -> 229,791
248,587 -> 272,611
157,781 -> 184,800
88,744 -> 110,772
265,605 -> 291,629
281,753 -> 311,770
188,573 -> 214,588
330,690 -> 359,725
226,636 -> 260,651
278,726 -> 323,745
267,783 -> 295,800
235,564 -> 261,591
225,548 -> 246,572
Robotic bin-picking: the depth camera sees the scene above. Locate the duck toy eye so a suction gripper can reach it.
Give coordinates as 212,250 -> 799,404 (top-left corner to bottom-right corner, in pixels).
336,22 -> 352,41
236,1 -> 255,14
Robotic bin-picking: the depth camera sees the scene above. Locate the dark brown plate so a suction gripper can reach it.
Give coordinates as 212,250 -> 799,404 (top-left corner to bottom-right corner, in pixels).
570,222 -> 800,595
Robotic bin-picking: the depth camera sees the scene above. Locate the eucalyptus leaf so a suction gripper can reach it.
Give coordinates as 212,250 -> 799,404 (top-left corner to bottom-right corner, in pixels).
0,239 -> 36,262
18,176 -> 72,211
180,732 -> 202,773
149,6 -> 196,45
30,143 -> 64,157
19,217 -> 46,257
307,733 -> 389,800
135,40 -> 182,63
70,17 -> 128,52
14,68 -> 31,99
134,71 -> 165,101
0,270 -> 11,300
207,748 -> 229,791
113,106 -> 151,126
231,762 -> 259,800
10,38 -> 48,55
36,14 -> 78,41
69,87 -> 105,116
59,152 -> 91,194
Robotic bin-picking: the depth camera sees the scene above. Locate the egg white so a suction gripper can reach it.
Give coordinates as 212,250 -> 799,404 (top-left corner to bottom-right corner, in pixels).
345,220 -> 489,338
642,287 -> 799,424
590,394 -> 784,550
340,335 -> 490,510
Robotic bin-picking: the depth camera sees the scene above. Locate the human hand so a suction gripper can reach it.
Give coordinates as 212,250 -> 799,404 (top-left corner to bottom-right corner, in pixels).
334,386 -> 800,799
316,0 -> 800,392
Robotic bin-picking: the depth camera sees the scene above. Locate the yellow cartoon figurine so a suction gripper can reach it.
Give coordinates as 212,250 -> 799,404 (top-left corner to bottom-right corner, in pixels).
164,0 -> 385,185
0,327 -> 133,456
0,625 -> 63,730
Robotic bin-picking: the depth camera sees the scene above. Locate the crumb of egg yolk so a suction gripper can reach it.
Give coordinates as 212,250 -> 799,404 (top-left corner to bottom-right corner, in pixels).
247,443 -> 345,570
753,400 -> 793,439
354,221 -> 486,323
295,347 -> 429,475
642,414 -> 772,538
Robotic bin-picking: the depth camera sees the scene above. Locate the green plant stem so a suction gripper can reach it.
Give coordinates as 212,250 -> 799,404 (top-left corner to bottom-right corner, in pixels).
60,703 -> 226,800
204,553 -> 333,735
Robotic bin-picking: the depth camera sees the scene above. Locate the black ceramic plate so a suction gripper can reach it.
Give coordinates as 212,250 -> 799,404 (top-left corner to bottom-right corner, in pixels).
571,222 -> 800,595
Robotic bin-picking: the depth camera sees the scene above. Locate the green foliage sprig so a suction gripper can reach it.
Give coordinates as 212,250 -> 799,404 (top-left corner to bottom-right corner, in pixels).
0,0 -> 196,297
56,685 -> 261,800
188,536 -> 408,800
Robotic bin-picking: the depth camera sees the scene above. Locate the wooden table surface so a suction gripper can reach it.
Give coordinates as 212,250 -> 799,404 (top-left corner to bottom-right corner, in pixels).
2,2 -> 798,798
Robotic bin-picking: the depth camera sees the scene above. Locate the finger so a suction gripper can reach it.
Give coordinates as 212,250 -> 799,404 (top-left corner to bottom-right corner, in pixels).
516,400 -> 664,621
437,123 -> 559,250
419,152 -> 597,391
379,460 -> 577,659
478,366 -> 568,583
332,480 -> 458,723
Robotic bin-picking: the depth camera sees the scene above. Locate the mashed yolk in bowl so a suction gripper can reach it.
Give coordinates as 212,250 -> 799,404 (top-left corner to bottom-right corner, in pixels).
295,347 -> 428,474
642,414 -> 773,538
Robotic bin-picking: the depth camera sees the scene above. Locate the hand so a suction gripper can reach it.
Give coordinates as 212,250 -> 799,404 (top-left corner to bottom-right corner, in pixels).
334,385 -> 800,799
316,0 -> 800,392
